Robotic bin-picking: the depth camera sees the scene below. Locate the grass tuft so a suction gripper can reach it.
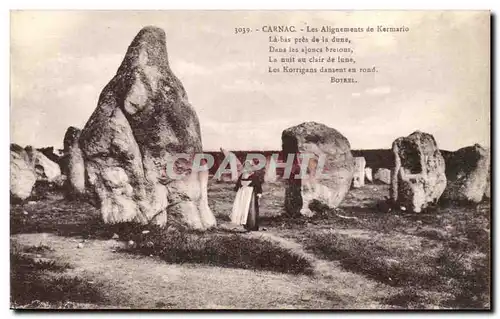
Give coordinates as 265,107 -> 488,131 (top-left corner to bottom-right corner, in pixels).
110,223 -> 314,275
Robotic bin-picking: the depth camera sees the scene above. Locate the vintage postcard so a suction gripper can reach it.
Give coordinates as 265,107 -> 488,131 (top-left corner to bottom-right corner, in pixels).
10,10 -> 491,310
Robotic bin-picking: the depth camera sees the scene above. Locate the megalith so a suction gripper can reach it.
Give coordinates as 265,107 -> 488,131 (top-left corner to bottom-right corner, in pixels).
79,26 -> 216,229
390,131 -> 447,212
62,126 -> 86,197
282,122 -> 354,217
352,157 -> 366,188
264,154 -> 279,182
10,144 -> 36,200
25,146 -> 61,182
216,148 -> 241,182
441,144 -> 490,203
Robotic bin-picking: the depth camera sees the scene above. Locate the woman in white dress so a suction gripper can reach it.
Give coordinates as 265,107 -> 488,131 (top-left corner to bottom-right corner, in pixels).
230,161 -> 263,231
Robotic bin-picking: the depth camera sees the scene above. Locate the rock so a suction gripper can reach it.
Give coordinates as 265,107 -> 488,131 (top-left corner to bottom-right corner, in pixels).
441,144 -> 490,203
264,154 -> 279,183
77,243 -> 84,249
364,167 -> 373,183
390,131 -> 447,213
382,258 -> 400,268
10,144 -> 37,200
374,168 -> 391,184
484,163 -> 490,199
352,157 -> 366,188
112,233 -> 119,239
62,126 -> 86,197
127,240 -> 136,248
79,26 -> 216,230
216,148 -> 242,182
282,122 -> 354,217
141,230 -> 150,234
37,147 -> 61,165
25,146 -> 61,182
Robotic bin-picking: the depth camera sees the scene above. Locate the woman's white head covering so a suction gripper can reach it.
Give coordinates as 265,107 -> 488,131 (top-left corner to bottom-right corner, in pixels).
242,160 -> 254,173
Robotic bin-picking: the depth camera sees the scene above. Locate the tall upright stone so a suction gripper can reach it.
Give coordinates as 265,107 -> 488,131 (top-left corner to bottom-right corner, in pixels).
216,148 -> 241,182
79,26 -> 215,229
282,122 -> 354,217
264,154 -> 279,182
441,144 -> 490,203
62,126 -> 86,197
352,157 -> 366,188
364,167 -> 373,183
391,131 -> 447,212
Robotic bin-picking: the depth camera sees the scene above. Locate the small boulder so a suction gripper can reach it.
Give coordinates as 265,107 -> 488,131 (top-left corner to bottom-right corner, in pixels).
25,146 -> 61,182
374,168 -> 391,184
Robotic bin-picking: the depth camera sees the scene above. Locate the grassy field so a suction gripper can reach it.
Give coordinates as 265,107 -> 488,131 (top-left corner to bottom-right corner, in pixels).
10,179 -> 490,309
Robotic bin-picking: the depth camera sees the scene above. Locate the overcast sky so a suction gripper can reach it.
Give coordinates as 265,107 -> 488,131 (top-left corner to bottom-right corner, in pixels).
11,11 -> 490,151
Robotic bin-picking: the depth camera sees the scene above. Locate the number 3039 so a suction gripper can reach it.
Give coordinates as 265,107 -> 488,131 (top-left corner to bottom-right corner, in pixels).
235,27 -> 251,35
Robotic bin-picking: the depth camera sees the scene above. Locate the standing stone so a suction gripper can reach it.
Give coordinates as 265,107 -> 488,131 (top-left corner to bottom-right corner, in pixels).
282,122 -> 354,217
216,148 -> 241,182
484,163 -> 491,199
390,131 -> 447,212
264,154 -> 279,182
352,157 -> 366,188
79,26 -> 215,230
62,126 -> 86,196
365,167 -> 373,183
374,168 -> 391,184
25,146 -> 61,182
441,144 -> 490,203
10,144 -> 36,200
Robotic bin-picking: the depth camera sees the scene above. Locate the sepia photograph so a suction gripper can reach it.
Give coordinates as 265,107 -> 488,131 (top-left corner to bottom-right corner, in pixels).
9,10 -> 491,310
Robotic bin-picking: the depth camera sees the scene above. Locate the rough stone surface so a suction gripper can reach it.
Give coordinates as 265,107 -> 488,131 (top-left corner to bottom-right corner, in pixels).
10,144 -> 37,200
365,167 -> 373,183
374,168 -> 391,184
37,147 -> 61,165
79,26 -> 215,230
390,131 -> 447,212
216,148 -> 241,182
264,155 -> 279,182
485,164 -> 491,199
282,122 -> 354,217
62,126 -> 86,196
352,157 -> 366,188
25,146 -> 61,182
441,144 -> 490,203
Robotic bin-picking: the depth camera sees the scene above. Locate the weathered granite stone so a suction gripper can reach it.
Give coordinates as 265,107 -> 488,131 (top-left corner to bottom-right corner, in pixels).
390,131 -> 447,212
